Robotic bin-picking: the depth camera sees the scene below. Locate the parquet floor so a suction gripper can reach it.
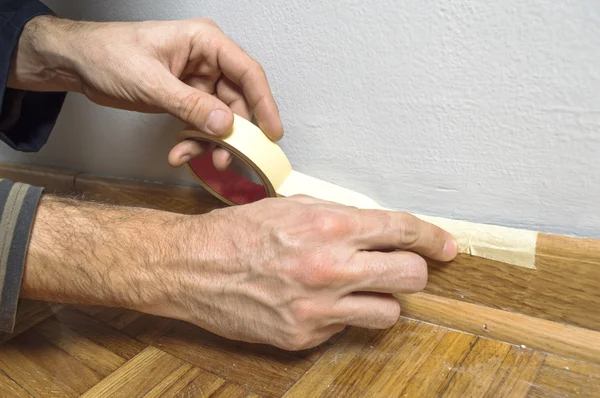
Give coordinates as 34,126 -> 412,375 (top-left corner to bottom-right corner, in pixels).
0,299 -> 598,397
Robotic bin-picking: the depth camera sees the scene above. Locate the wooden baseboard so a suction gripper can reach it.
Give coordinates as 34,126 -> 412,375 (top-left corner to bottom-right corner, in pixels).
72,173 -> 225,214
395,292 -> 600,365
425,232 -> 600,332
0,162 -> 78,193
1,161 -> 599,361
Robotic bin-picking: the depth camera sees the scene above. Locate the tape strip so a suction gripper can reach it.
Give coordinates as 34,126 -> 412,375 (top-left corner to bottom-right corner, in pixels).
182,114 -> 538,269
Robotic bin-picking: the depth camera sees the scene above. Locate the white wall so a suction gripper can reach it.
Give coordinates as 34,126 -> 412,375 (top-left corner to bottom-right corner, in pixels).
1,0 -> 599,238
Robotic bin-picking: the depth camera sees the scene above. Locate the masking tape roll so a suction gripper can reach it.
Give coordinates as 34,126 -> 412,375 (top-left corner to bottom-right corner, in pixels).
181,114 -> 538,269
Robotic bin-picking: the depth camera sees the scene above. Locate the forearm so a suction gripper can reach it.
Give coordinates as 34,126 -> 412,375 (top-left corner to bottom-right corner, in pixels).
20,194 -> 186,311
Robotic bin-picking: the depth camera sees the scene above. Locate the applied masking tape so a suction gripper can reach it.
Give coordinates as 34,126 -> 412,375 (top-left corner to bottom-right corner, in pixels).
181,114 -> 538,269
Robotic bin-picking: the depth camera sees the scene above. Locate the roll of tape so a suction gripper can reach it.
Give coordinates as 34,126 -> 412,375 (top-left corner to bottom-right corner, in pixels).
181,114 -> 538,269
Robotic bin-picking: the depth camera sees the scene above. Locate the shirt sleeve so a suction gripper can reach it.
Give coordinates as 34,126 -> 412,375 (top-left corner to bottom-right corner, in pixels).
0,0 -> 67,152
0,0 -> 59,333
0,179 -> 42,332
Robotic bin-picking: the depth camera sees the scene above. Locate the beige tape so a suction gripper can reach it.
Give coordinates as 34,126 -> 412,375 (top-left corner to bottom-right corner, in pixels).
182,114 -> 538,269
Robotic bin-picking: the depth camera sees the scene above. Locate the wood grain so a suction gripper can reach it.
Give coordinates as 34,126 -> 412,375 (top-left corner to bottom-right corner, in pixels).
146,320 -> 315,397
0,370 -> 31,398
529,354 -> 600,398
424,232 -> 600,332
395,292 -> 600,365
283,319 -> 446,397
209,382 -> 251,398
0,300 -> 62,344
399,331 -> 478,397
52,310 -> 146,361
80,346 -> 184,397
2,309 -> 597,398
33,317 -> 127,376
9,330 -> 103,394
442,338 -> 512,397
143,364 -> 224,398
485,346 -> 546,398
0,338 -> 79,397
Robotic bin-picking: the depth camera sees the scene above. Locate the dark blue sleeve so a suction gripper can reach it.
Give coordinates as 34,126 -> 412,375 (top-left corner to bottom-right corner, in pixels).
0,0 -> 66,152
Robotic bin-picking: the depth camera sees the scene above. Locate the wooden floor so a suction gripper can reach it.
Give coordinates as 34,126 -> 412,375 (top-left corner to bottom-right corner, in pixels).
0,162 -> 598,397
0,299 -> 599,397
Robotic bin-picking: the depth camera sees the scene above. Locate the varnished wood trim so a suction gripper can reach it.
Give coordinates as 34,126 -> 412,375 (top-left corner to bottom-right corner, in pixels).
394,292 -> 600,365
73,173 -> 225,214
424,229 -> 600,332
0,162 -> 78,193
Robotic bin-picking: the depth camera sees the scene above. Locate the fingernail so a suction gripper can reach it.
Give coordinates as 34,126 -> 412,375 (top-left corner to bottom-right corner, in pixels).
206,109 -> 228,135
180,155 -> 191,164
443,239 -> 458,257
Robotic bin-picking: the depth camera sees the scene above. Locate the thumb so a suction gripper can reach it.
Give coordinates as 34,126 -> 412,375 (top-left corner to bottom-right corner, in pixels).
159,74 -> 234,136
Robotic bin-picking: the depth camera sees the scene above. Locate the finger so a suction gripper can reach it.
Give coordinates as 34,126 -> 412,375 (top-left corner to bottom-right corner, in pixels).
212,147 -> 233,171
181,74 -> 220,96
157,72 -> 234,136
343,250 -> 428,294
330,292 -> 400,329
168,139 -> 210,167
216,76 -> 252,120
352,209 -> 458,262
210,78 -> 240,169
215,36 -> 283,141
177,77 -> 246,171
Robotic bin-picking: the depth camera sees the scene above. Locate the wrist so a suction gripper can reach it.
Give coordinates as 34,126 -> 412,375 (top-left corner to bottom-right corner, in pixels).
132,213 -> 212,320
8,15 -> 82,92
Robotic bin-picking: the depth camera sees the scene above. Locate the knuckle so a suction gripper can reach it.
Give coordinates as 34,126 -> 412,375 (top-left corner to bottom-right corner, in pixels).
189,17 -> 221,31
383,300 -> 401,327
432,225 -> 448,246
403,254 -> 428,291
200,17 -> 219,28
289,194 -> 313,201
241,59 -> 265,85
178,93 -> 210,124
251,59 -> 265,76
369,299 -> 401,329
309,210 -> 352,238
396,213 -> 419,246
295,252 -> 344,288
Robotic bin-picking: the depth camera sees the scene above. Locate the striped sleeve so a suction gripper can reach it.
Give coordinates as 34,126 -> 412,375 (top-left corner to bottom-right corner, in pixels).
0,178 -> 42,332
0,0 -> 66,152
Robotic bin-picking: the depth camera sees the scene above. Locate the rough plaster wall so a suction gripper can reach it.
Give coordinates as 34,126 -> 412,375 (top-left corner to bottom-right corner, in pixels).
0,0 -> 599,237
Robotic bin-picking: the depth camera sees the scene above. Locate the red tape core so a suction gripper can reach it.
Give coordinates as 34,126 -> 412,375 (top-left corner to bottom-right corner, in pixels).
188,150 -> 268,205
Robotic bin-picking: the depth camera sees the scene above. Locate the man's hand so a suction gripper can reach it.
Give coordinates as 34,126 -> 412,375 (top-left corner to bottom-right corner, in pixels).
8,15 -> 282,169
22,195 -> 457,351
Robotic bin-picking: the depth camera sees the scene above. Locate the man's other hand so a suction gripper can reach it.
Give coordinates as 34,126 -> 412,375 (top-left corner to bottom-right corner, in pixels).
8,15 -> 283,170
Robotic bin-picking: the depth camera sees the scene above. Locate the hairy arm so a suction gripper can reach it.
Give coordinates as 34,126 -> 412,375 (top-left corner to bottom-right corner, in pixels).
9,191 -> 457,350
20,195 -> 188,312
